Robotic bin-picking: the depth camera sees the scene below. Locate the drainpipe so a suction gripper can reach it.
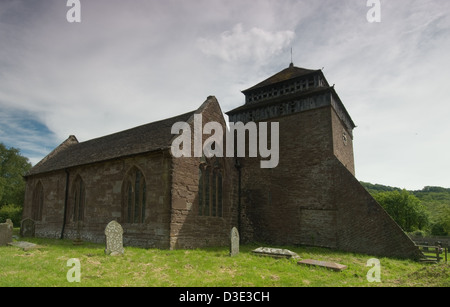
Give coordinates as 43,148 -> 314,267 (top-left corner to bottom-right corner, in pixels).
61,169 -> 70,239
234,158 -> 242,233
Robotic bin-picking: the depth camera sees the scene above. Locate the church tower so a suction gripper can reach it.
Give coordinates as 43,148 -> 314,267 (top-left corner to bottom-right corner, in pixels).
226,63 -> 421,259
228,62 -> 356,174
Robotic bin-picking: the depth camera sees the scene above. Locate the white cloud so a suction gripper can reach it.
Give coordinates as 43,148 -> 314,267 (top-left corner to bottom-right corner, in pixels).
197,23 -> 295,63
1,0 -> 450,189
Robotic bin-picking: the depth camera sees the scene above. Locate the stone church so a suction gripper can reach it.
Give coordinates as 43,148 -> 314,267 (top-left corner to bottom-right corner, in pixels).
22,63 -> 422,259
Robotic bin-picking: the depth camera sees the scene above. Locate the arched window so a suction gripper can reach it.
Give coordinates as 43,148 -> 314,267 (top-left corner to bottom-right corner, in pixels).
198,157 -> 223,218
123,167 -> 146,224
71,175 -> 85,223
32,181 -> 44,221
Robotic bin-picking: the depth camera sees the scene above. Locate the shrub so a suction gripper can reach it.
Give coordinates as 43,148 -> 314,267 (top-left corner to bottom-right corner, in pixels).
411,230 -> 427,237
373,190 -> 429,232
0,204 -> 23,227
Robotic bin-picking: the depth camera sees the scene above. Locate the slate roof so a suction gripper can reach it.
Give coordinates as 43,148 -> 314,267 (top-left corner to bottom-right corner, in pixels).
242,63 -> 319,93
26,110 -> 195,176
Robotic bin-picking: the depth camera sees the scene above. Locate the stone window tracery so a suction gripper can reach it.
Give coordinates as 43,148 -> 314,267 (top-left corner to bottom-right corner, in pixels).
198,156 -> 223,218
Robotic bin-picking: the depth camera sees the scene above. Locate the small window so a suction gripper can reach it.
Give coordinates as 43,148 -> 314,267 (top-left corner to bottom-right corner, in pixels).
123,167 -> 146,224
32,181 -> 44,221
71,176 -> 85,223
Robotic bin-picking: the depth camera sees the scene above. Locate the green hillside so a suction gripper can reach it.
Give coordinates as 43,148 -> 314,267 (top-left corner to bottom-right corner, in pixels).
360,182 -> 450,236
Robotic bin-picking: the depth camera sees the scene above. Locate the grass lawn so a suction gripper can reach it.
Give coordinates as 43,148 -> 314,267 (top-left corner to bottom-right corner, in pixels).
0,235 -> 449,287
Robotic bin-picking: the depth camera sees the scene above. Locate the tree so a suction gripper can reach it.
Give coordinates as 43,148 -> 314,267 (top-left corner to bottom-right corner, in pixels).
373,190 -> 429,232
430,206 -> 450,236
0,143 -> 32,208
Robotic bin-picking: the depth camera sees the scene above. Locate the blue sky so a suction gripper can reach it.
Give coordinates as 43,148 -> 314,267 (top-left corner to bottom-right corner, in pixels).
1,0 -> 450,190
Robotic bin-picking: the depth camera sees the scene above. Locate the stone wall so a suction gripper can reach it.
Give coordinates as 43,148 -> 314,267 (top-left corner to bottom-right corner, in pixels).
331,107 -> 355,175
23,170 -> 67,239
240,106 -> 336,246
23,152 -> 172,249
239,105 -> 421,259
332,159 -> 422,259
169,96 -> 238,249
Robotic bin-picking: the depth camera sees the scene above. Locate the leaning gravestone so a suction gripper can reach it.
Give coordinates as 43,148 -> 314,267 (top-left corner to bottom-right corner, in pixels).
0,222 -> 13,246
230,227 -> 239,256
104,220 -> 124,256
20,218 -> 35,238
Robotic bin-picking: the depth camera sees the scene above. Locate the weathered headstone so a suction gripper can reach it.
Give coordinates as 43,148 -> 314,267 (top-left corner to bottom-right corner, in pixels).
230,227 -> 239,256
104,220 -> 124,256
0,222 -> 13,246
5,219 -> 13,229
252,247 -> 301,259
20,218 -> 35,238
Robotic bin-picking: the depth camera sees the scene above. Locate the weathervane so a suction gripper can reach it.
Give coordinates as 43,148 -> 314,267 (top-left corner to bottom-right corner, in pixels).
290,47 -> 294,67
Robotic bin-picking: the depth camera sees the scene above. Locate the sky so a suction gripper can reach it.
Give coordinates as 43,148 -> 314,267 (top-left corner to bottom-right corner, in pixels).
0,0 -> 449,190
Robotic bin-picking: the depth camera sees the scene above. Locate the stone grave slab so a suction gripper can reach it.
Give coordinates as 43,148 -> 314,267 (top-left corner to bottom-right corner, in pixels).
230,227 -> 239,257
297,259 -> 347,272
252,247 -> 301,259
105,220 -> 124,256
8,241 -> 41,251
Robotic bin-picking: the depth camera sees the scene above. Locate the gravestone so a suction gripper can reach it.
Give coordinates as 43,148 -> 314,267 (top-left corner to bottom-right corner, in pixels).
104,220 -> 124,256
5,219 -> 13,229
8,241 -> 40,251
252,247 -> 301,259
230,227 -> 239,256
20,218 -> 35,238
297,259 -> 347,272
0,222 -> 13,246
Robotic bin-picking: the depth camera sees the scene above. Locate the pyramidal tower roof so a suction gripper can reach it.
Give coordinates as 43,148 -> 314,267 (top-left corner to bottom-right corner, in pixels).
242,63 -> 320,93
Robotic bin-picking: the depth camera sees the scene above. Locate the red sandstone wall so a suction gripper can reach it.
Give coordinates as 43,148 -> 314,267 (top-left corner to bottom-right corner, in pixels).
239,105 -> 421,258
331,108 -> 355,175
23,171 -> 67,238
331,159 -> 422,259
169,97 -> 238,249
24,152 -> 172,249
240,107 -> 337,247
